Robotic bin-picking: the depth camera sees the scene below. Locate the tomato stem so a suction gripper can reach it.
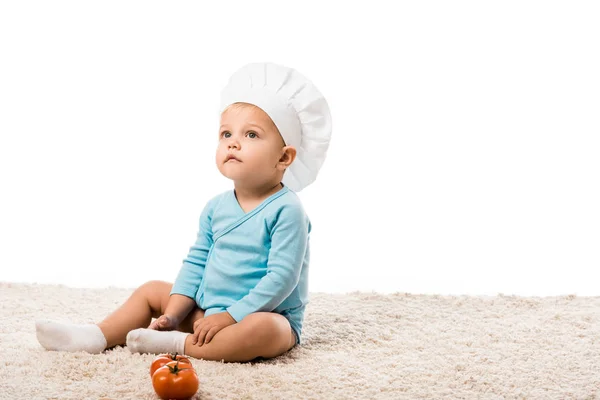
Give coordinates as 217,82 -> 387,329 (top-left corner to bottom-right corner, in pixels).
167,360 -> 193,375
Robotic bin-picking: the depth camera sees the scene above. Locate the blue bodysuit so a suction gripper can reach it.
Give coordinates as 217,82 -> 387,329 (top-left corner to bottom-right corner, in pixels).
170,183 -> 310,344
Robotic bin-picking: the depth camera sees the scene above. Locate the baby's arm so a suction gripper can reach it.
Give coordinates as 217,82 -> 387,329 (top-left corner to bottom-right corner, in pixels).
148,294 -> 197,330
164,294 -> 196,318
226,204 -> 309,322
151,197 -> 216,330
172,197 -> 215,296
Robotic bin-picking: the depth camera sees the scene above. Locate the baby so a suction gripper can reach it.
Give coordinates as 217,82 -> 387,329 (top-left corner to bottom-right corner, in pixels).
35,62 -> 332,363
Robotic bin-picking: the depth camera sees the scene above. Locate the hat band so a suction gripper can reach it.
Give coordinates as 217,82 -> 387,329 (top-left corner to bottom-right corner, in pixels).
220,87 -> 302,150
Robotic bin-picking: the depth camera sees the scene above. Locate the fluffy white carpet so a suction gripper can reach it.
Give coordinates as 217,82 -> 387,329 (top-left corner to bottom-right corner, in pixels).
1,282 -> 599,399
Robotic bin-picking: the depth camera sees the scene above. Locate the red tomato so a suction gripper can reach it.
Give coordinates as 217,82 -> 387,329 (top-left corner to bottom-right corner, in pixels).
152,361 -> 199,400
150,353 -> 192,377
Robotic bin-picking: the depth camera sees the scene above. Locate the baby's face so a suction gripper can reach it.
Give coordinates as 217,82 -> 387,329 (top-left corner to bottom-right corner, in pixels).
216,104 -> 287,187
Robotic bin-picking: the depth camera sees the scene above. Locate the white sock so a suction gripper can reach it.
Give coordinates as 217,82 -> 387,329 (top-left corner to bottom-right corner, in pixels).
126,328 -> 188,355
35,320 -> 107,354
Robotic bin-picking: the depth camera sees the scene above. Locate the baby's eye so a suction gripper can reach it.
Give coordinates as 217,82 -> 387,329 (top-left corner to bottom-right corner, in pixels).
247,132 -> 258,139
221,131 -> 231,138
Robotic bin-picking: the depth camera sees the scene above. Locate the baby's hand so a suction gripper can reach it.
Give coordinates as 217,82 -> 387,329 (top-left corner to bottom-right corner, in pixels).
192,311 -> 236,346
148,315 -> 178,331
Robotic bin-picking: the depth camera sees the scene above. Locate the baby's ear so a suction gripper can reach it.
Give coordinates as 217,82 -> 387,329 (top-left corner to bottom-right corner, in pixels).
280,146 -> 297,167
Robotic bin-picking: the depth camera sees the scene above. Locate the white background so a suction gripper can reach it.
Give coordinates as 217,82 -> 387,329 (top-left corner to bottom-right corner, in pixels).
1,1 -> 598,296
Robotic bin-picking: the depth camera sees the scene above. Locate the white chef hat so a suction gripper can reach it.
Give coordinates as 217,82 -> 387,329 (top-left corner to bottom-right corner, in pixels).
219,62 -> 332,192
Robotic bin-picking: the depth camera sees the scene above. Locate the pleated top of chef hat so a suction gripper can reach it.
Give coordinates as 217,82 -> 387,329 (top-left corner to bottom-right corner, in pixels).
219,62 -> 332,192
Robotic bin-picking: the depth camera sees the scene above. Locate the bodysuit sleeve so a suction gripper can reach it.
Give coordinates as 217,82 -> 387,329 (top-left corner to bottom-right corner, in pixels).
170,197 -> 216,299
226,203 -> 309,322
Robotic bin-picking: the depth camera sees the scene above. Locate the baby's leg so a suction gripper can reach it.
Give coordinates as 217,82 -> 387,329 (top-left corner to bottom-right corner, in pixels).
128,312 -> 296,362
36,280 -> 179,353
97,280 -> 175,348
183,312 -> 296,362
